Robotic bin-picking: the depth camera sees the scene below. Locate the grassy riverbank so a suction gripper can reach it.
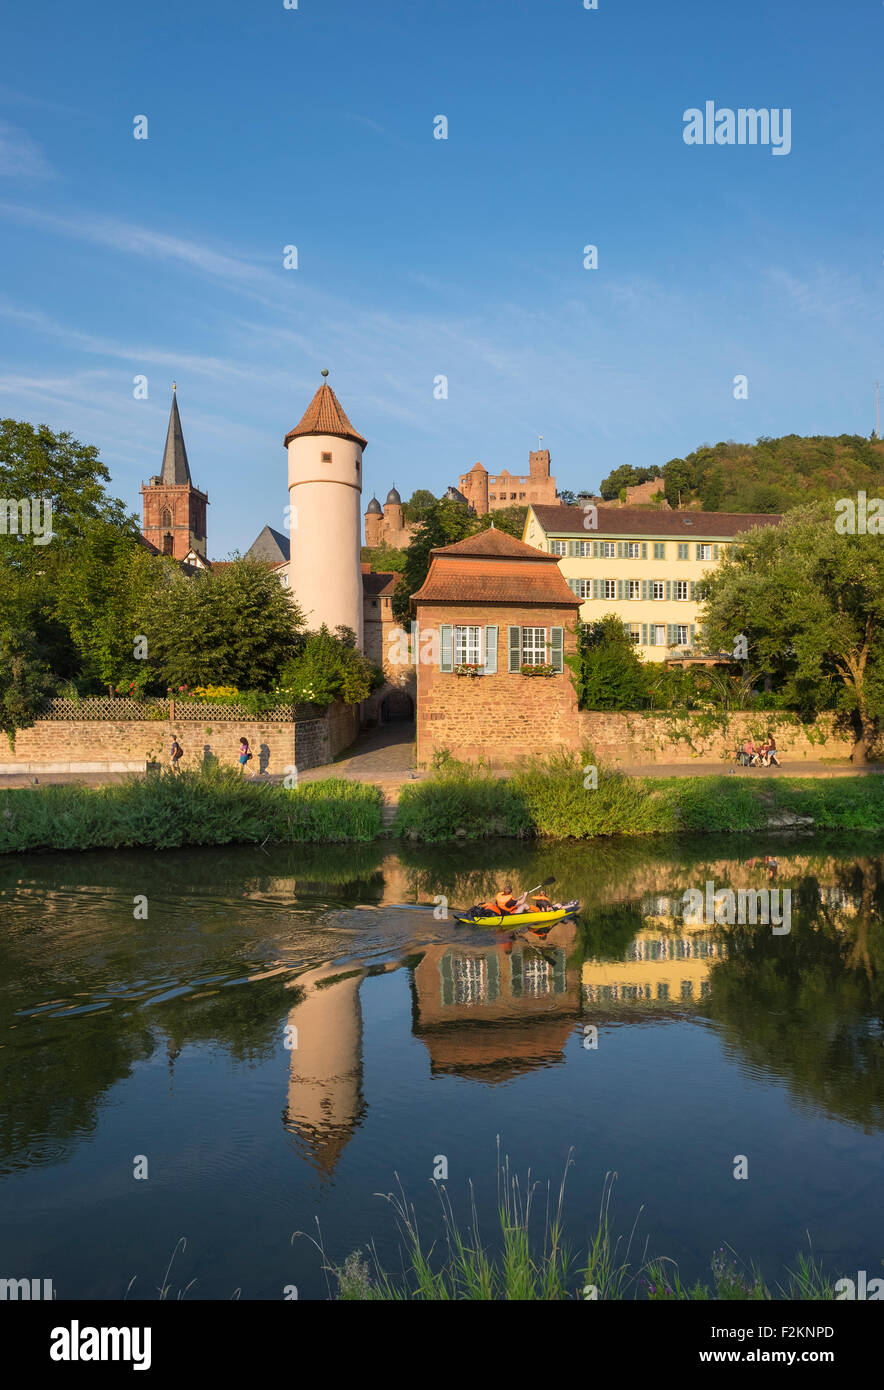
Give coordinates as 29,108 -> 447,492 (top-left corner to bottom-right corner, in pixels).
0,769 -> 382,852
394,756 -> 884,841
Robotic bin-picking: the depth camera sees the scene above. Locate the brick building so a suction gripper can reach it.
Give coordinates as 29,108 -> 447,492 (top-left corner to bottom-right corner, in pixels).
412,528 -> 581,765
457,449 -> 561,517
363,487 -> 417,549
140,385 -> 208,559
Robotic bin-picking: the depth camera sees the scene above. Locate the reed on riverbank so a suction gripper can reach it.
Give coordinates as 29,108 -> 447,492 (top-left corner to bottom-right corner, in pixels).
313,1159 -> 838,1301
394,755 -> 884,841
0,767 -> 382,852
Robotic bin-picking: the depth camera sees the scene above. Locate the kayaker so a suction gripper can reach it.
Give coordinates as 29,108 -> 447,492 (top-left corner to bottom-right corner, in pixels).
533,891 -> 554,911
478,884 -> 522,916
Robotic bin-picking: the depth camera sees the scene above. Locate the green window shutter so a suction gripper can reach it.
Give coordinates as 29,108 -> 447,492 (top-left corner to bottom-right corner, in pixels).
486,951 -> 501,1002
641,542 -> 648,559
677,542 -> 687,560
483,625 -> 498,675
713,544 -> 719,560
689,581 -> 696,601
667,624 -> 677,645
641,623 -> 648,645
440,952 -> 454,1006
510,951 -> 523,997
690,624 -> 696,647
617,541 -> 625,558
617,579 -> 624,600
592,540 -> 600,558
665,580 -> 672,601
654,542 -> 665,559
648,626 -> 656,646
508,625 -> 521,673
550,626 -> 564,672
440,625 -> 453,672
568,540 -> 577,557
592,579 -> 600,600
695,544 -> 702,560
642,580 -> 649,600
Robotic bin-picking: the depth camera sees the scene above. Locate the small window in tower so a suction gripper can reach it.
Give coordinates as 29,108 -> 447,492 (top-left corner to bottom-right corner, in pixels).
161,508 -> 172,529
321,451 -> 332,463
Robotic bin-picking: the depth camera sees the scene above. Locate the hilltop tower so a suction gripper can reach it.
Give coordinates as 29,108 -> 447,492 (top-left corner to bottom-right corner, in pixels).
141,385 -> 208,558
284,373 -> 365,646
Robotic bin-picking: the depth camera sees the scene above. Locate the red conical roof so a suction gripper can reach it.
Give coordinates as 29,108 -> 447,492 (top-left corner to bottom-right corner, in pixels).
283,383 -> 367,449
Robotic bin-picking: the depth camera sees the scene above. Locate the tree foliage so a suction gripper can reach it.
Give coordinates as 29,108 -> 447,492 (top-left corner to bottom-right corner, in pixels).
278,625 -> 384,706
392,497 -> 478,622
568,615 -> 649,710
699,505 -> 884,761
662,434 -> 884,514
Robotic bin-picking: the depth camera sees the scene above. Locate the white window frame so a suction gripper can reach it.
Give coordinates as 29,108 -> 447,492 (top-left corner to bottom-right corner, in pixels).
603,579 -> 616,599
550,539 -> 567,556
653,624 -> 666,645
576,540 -> 593,556
675,580 -> 689,600
601,541 -> 616,558
454,625 -> 482,666
698,543 -> 713,560
628,579 -> 640,600
575,578 -> 592,598
626,542 -> 640,558
676,624 -> 689,645
652,580 -> 664,599
626,623 -> 641,645
521,626 -> 548,664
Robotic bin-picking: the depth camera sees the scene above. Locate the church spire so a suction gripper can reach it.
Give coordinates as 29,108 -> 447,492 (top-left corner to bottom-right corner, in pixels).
160,383 -> 192,485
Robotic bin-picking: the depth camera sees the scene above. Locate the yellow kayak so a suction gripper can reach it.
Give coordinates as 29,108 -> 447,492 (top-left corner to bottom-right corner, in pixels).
454,901 -> 578,928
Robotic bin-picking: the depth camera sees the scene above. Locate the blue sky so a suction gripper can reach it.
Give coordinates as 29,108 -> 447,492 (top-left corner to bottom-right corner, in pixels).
0,0 -> 881,555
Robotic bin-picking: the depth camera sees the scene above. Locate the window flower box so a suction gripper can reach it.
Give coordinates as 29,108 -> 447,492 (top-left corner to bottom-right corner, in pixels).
455,663 -> 483,677
520,663 -> 557,677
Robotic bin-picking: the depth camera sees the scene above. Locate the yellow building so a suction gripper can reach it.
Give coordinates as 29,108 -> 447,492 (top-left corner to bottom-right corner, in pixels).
523,503 -> 780,661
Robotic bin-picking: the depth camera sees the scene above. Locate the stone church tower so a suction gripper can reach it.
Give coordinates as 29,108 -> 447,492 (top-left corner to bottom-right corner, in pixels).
140,385 -> 208,558
284,373 -> 365,646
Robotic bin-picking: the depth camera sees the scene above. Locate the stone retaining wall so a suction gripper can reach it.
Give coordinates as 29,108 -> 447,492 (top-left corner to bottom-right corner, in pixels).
0,700 -> 360,775
577,710 -> 867,766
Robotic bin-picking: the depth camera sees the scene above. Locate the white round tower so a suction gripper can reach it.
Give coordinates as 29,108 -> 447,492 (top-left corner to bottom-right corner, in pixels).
284,373 -> 365,648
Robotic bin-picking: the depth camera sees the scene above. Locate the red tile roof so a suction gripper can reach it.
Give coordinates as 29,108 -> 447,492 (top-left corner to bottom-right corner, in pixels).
283,383 -> 367,449
413,529 -> 581,608
529,504 -> 781,538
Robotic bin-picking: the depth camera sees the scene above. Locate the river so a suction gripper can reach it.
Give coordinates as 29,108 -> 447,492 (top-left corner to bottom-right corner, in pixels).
1,832 -> 882,1299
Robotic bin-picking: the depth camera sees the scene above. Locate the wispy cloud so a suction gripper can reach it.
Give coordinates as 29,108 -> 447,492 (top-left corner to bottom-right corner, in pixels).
0,122 -> 55,180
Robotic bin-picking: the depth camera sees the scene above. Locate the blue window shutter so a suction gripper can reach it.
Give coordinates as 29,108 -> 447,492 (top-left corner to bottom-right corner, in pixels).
508,625 -> 521,673
713,544 -> 719,560
483,625 -> 498,674
665,580 -> 672,601
550,626 -> 564,672
641,542 -> 648,559
440,625 -> 453,672
642,623 -> 648,645
617,579 -> 624,600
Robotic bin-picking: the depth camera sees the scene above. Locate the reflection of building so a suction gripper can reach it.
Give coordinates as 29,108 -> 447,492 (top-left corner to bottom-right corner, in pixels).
411,924 -> 581,1081
582,930 -> 726,1012
283,966 -> 365,1177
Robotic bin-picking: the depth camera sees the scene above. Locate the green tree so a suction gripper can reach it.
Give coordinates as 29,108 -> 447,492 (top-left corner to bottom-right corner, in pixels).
142,559 -> 304,689
568,615 -> 649,710
362,542 -> 407,573
662,458 -> 694,509
477,505 -> 528,538
403,489 -> 436,522
0,629 -> 55,742
699,505 -> 884,762
278,625 -> 384,706
392,497 -> 478,622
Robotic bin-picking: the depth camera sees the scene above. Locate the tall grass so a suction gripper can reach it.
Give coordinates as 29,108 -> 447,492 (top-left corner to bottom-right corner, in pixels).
395,754 -> 884,841
305,1154 -> 839,1301
0,766 -> 382,853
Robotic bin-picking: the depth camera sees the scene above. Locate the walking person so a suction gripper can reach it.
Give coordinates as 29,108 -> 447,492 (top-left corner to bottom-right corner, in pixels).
170,736 -> 183,773
238,737 -> 253,775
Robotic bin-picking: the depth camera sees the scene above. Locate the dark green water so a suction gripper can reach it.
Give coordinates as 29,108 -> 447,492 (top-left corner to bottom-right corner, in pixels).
1,833 -> 883,1299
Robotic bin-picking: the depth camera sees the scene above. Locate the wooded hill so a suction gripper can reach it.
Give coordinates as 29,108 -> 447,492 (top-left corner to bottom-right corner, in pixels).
600,434 -> 884,513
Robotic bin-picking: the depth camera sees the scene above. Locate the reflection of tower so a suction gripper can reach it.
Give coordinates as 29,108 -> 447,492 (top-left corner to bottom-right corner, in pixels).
284,373 -> 366,646
283,967 -> 365,1178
